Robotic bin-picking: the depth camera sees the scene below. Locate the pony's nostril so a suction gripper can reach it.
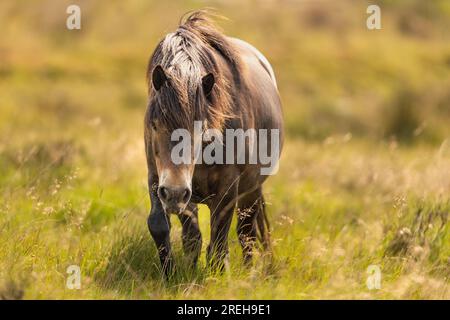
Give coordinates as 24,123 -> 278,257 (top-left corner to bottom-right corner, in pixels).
182,188 -> 191,203
159,186 -> 169,201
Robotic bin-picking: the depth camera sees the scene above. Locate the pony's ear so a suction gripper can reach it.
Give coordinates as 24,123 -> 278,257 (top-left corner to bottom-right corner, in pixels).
152,65 -> 167,91
202,73 -> 215,96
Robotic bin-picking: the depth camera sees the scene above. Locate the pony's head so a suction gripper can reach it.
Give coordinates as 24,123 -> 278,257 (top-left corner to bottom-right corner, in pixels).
146,12 -> 238,214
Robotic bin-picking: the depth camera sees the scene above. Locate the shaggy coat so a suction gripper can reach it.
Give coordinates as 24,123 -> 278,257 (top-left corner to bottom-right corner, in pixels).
144,11 -> 283,274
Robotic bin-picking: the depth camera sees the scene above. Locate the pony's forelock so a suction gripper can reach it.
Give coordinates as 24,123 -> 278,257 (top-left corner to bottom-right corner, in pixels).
147,10 -> 240,132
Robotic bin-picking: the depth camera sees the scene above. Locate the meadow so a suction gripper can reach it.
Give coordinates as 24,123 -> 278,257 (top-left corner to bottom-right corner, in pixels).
0,0 -> 449,299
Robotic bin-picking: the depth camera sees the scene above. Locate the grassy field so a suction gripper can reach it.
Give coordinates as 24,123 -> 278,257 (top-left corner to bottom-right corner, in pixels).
0,0 -> 449,299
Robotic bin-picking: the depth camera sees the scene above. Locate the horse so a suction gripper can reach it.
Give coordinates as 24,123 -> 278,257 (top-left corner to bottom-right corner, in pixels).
144,11 -> 283,276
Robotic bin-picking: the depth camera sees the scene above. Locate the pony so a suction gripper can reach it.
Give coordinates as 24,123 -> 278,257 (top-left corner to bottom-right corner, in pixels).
144,11 -> 283,275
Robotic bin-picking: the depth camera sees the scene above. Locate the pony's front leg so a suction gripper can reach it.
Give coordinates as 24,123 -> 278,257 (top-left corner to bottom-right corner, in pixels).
207,181 -> 239,271
147,183 -> 173,278
178,203 -> 202,266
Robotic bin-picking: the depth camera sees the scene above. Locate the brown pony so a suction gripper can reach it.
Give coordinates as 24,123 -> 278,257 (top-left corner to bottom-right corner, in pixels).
144,11 -> 283,275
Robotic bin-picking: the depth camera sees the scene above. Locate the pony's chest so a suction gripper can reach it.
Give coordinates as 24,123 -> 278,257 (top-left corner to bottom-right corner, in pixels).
191,164 -> 222,203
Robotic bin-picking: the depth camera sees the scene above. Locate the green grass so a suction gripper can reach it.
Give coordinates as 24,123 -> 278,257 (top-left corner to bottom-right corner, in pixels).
0,0 -> 449,299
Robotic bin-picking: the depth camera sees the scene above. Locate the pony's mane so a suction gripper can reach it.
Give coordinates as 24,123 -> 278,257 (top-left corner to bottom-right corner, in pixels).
147,11 -> 240,132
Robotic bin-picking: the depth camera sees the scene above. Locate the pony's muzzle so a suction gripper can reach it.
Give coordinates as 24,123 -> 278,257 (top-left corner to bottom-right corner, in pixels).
158,185 -> 191,214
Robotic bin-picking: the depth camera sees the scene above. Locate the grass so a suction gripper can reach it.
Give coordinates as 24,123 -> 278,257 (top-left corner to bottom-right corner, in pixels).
0,0 -> 449,299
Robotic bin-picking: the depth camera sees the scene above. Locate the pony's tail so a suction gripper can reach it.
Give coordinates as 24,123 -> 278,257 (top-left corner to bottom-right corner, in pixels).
256,197 -> 271,252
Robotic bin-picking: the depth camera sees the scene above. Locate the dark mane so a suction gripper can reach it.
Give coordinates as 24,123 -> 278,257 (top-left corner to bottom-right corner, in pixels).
146,11 -> 241,131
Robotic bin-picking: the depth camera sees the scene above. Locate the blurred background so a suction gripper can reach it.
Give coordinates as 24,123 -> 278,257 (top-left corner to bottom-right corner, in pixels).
0,0 -> 449,299
1,0 -> 449,143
